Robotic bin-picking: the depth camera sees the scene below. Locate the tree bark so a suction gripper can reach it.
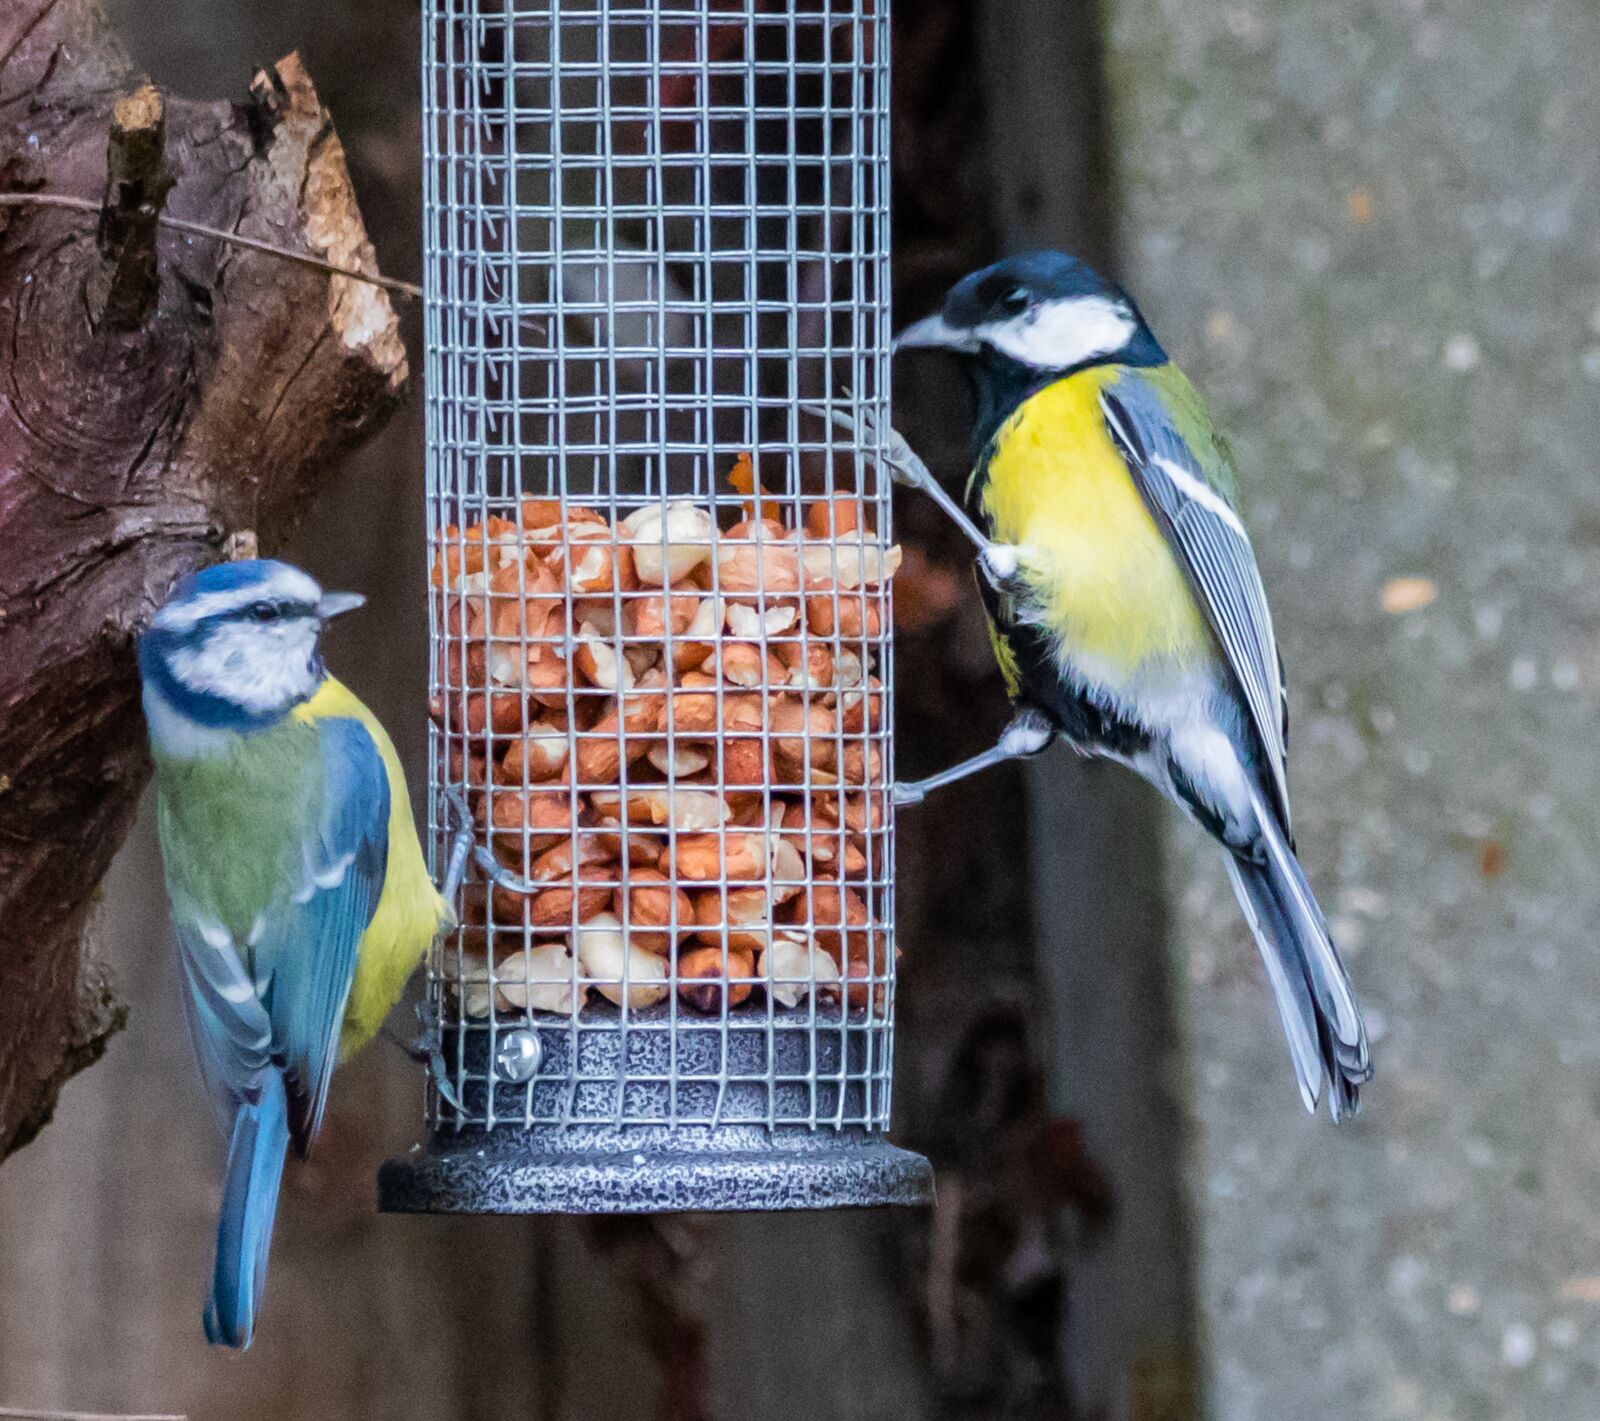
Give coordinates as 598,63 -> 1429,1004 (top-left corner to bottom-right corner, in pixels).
0,0 -> 407,1161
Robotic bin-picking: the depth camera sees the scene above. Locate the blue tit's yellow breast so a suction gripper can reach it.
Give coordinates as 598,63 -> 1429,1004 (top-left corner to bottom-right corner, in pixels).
977,366 -> 1210,680
296,677 -> 446,1059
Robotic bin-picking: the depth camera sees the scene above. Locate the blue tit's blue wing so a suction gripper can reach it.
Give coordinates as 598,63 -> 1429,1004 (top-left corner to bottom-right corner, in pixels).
1100,370 -> 1292,829
251,715 -> 390,1158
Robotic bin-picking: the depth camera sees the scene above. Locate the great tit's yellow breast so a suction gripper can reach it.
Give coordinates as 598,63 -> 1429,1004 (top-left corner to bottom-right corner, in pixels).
296,677 -> 447,1058
978,367 -> 1209,679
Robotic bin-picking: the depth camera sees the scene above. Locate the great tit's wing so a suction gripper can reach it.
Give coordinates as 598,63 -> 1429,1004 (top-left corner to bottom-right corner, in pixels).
250,716 -> 390,1157
1101,369 -> 1292,829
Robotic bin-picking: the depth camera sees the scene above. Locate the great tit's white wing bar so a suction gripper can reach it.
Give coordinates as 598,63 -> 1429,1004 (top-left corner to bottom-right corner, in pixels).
1101,376 -> 1292,830
252,716 -> 390,1157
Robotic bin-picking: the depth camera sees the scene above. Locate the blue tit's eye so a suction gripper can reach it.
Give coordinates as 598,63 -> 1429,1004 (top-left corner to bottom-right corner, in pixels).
249,601 -> 279,623
997,285 -> 1030,314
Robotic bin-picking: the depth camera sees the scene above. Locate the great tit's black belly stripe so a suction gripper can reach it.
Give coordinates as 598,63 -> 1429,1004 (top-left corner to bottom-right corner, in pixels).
978,576 -> 1153,764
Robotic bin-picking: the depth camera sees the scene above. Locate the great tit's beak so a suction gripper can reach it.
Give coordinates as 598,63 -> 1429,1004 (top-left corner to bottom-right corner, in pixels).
316,591 -> 367,621
893,311 -> 974,354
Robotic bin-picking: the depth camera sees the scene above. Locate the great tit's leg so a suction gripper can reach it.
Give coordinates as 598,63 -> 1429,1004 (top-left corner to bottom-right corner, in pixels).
894,708 -> 1055,806
801,401 -> 994,556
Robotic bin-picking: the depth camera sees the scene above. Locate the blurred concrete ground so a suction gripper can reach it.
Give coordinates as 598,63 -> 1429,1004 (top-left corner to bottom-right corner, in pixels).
1107,1 -> 1600,1416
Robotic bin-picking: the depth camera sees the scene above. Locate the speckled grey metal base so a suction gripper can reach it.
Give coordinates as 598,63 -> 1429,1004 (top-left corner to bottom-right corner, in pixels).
378,1123 -> 935,1214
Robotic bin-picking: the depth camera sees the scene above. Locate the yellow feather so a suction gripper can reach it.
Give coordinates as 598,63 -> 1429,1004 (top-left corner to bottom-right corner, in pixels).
295,678 -> 447,1059
978,367 -> 1209,683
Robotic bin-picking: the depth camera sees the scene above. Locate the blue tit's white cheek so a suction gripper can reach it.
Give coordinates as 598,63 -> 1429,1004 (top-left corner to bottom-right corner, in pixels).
167,619 -> 323,715
981,295 -> 1136,370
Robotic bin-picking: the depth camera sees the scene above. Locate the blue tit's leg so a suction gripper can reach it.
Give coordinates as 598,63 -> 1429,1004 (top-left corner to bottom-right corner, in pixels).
894,708 -> 1055,806
439,784 -> 477,902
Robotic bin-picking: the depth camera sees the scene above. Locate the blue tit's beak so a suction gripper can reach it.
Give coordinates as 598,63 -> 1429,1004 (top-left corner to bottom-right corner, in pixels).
316,591 -> 366,621
893,311 -> 974,354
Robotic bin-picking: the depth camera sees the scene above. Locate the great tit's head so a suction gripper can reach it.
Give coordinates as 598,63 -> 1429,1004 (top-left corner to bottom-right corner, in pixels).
896,251 -> 1163,376
138,559 -> 365,731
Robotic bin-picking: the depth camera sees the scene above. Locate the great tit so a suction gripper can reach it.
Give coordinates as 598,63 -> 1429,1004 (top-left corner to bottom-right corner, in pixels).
888,251 -> 1371,1121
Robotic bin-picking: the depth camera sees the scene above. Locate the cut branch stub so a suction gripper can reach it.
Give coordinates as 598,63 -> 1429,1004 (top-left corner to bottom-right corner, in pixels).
0,0 -> 408,1161
88,83 -> 172,331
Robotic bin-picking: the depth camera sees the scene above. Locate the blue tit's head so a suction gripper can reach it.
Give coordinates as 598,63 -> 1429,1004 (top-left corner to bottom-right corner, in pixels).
138,559 -> 365,736
896,251 -> 1165,449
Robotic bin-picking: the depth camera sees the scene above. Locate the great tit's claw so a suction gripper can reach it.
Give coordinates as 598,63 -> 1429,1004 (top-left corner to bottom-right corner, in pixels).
978,543 -> 1029,595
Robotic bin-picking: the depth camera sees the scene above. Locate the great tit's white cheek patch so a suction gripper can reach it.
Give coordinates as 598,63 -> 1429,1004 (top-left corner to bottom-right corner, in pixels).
982,295 -> 1135,370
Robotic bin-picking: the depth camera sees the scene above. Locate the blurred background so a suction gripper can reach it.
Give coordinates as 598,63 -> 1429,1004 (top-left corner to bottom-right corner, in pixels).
4,0 -> 1600,1418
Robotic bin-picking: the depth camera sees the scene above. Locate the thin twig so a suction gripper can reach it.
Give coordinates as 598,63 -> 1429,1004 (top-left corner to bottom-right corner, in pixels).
0,1408 -> 185,1421
0,191 -> 423,300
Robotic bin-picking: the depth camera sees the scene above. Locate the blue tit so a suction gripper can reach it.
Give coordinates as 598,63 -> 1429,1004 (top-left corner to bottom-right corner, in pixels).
138,559 -> 447,1346
893,251 -> 1371,1120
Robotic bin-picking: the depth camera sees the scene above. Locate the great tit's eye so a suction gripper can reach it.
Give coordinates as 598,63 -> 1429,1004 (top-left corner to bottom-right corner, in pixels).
249,601 -> 279,623
997,284 -> 1030,315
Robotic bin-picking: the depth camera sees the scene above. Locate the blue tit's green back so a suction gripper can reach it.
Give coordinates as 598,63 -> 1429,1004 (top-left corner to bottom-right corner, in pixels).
154,720 -> 325,941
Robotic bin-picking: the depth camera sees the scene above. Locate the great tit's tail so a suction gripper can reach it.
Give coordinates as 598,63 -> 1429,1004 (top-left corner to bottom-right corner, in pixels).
1224,790 -> 1371,1122
204,1072 -> 289,1348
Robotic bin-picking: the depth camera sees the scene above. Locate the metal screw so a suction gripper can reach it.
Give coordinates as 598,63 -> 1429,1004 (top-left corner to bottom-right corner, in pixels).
493,1028 -> 542,1084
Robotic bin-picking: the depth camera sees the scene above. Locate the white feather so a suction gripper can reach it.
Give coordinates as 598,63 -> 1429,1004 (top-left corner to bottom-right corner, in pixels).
165,618 -> 323,716
142,682 -> 234,760
979,296 -> 1136,370
152,564 -> 322,633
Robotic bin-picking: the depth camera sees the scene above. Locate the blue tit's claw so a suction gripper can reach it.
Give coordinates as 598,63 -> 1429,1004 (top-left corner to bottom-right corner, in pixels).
412,998 -> 467,1113
429,1049 -> 466,1114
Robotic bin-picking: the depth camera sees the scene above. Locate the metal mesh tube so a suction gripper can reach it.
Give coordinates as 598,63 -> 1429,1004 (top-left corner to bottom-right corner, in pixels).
422,0 -> 894,1139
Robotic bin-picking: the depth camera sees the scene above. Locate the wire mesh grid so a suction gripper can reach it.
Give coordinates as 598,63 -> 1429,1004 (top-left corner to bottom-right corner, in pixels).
422,0 -> 896,1136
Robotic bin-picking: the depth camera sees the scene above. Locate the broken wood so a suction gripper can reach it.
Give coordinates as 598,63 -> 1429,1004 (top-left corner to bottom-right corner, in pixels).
0,0 -> 408,1162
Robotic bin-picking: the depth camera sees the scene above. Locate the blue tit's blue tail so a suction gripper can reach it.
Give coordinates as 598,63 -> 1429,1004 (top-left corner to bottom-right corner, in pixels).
1225,787 -> 1372,1122
204,1073 -> 289,1348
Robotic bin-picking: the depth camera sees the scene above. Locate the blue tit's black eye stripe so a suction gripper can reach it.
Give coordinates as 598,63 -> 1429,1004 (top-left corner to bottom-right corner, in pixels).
249,602 -> 279,622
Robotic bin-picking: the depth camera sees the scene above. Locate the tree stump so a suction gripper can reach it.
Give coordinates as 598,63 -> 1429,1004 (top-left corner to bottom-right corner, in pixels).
0,0 -> 408,1161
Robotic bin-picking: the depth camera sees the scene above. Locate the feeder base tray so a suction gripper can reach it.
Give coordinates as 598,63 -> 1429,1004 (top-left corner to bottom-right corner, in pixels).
378,1123 -> 934,1215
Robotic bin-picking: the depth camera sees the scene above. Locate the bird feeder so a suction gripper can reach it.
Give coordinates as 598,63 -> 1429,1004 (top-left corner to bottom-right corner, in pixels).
379,0 -> 932,1213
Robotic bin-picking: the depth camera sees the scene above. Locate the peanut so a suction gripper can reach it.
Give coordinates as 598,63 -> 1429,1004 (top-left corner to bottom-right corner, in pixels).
759,932 -> 841,1009
498,725 -> 570,784
482,789 -> 576,862
804,592 -> 882,639
625,502 -> 716,585
676,946 -> 756,1014
770,697 -> 838,781
804,495 -> 864,540
691,885 -> 773,952
613,866 -> 694,953
497,874 -> 612,930
577,914 -> 670,1008
492,941 -> 579,1015
662,832 -> 764,881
